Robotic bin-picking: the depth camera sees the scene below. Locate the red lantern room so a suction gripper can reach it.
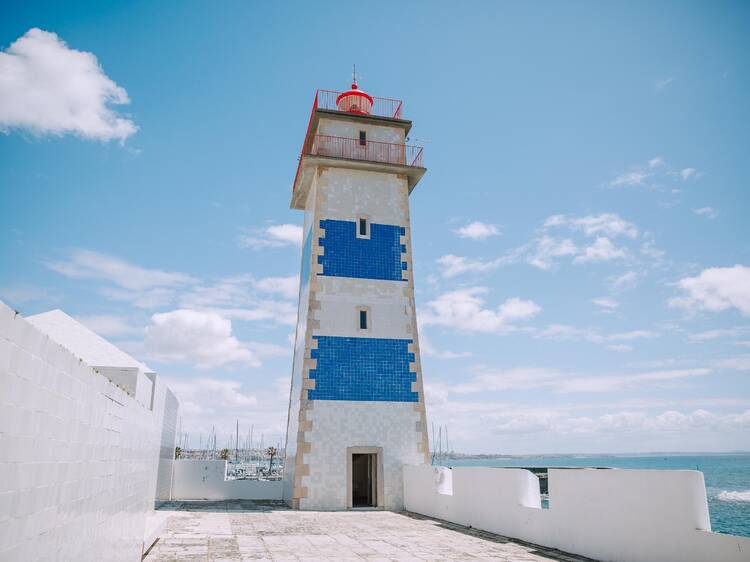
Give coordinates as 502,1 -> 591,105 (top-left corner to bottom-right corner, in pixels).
335,82 -> 374,115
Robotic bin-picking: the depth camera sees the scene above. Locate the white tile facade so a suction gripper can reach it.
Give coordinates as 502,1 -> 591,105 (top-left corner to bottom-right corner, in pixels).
0,301 -> 179,561
303,402 -> 423,510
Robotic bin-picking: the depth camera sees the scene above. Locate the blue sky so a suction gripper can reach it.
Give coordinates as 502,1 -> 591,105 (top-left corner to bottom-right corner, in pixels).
1,1 -> 749,454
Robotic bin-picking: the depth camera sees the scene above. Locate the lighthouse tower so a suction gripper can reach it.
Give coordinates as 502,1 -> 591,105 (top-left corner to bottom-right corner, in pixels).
282,78 -> 429,510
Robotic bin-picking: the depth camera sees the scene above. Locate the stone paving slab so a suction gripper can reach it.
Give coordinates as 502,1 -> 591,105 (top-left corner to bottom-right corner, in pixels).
144,500 -> 598,562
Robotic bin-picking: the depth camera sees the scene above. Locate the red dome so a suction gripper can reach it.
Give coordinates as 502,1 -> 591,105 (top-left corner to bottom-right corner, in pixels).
336,83 -> 374,115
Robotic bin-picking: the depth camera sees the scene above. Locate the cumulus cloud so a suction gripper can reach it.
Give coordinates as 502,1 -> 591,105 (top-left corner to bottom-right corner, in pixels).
574,237 -> 627,263
238,224 -> 303,249
455,221 -> 501,240
419,287 -> 540,333
525,236 -> 578,270
253,275 -> 299,300
693,207 -> 718,220
144,309 -> 261,368
669,265 -> 750,316
0,28 -> 137,141
436,213 -> 644,275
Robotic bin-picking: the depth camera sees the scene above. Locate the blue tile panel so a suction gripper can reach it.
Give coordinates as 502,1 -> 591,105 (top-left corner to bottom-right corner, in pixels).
308,336 -> 418,402
318,219 -> 407,281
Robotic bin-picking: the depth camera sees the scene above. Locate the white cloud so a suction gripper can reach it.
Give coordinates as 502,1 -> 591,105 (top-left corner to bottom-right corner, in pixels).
439,213 -> 640,275
693,207 -> 718,220
253,275 -> 299,300
166,375 -> 291,449
455,366 -> 708,394
525,236 -> 578,270
76,314 -> 143,337
238,224 -> 303,249
545,213 -> 638,239
681,168 -> 697,180
669,265 -> 750,316
608,157 -> 697,192
536,324 -> 658,346
715,356 -> 750,371
689,327 -> 750,342
574,237 -> 626,263
0,28 -> 137,141
649,156 -> 665,168
656,77 -> 675,90
592,297 -> 619,311
608,271 -> 639,292
144,309 -> 260,368
436,254 -> 506,277
610,171 -> 650,188
455,221 -> 501,240
419,287 -> 540,333
47,249 -> 195,291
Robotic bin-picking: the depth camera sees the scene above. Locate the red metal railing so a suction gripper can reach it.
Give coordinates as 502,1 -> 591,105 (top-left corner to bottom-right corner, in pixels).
316,89 -> 403,119
292,90 -> 414,194
306,134 -> 423,167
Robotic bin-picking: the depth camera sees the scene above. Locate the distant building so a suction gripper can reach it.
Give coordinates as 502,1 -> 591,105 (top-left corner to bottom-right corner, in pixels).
282,80 -> 429,510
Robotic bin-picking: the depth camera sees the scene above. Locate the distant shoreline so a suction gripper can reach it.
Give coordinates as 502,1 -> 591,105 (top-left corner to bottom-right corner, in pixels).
439,451 -> 750,460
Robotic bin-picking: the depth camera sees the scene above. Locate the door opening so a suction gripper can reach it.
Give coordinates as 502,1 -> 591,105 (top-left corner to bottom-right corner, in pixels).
351,453 -> 377,507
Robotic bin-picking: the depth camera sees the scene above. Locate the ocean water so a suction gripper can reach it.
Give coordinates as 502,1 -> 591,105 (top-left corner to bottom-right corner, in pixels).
436,453 -> 750,538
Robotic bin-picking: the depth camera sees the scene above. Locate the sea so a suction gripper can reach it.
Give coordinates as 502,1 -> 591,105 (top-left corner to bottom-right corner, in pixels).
436,453 -> 750,538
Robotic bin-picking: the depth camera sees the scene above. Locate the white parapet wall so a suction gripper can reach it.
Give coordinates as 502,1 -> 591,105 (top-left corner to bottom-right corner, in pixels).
404,465 -> 750,562
0,302 -> 178,562
171,460 -> 283,500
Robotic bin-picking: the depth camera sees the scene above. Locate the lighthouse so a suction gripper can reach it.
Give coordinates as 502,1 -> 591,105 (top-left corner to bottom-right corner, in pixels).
282,77 -> 429,510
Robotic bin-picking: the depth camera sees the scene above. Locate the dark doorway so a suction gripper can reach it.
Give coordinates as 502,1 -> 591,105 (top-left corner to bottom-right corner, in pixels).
351,453 -> 376,507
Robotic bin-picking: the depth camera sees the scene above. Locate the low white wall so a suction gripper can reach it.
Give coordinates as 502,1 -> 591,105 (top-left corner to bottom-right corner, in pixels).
171,460 -> 283,500
404,465 -> 750,562
0,302 -> 178,562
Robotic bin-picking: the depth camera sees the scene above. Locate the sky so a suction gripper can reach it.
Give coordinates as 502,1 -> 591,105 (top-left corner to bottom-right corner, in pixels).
1,1 -> 749,455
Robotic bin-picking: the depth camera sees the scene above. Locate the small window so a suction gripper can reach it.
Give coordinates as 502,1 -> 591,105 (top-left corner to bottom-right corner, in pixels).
356,306 -> 371,331
356,216 -> 370,239
359,130 -> 367,146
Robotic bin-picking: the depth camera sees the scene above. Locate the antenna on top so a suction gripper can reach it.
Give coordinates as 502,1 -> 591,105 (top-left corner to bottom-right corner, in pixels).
352,64 -> 357,85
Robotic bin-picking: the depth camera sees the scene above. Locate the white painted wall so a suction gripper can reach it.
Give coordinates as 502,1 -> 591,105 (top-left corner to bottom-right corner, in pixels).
317,117 -> 405,145
404,465 -> 750,562
303,402 -> 422,510
0,302 -> 178,561
171,460 -> 282,500
317,167 -> 408,225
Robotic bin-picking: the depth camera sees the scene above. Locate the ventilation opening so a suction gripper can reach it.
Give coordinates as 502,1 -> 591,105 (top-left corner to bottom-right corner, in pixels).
359,309 -> 368,330
359,217 -> 368,236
